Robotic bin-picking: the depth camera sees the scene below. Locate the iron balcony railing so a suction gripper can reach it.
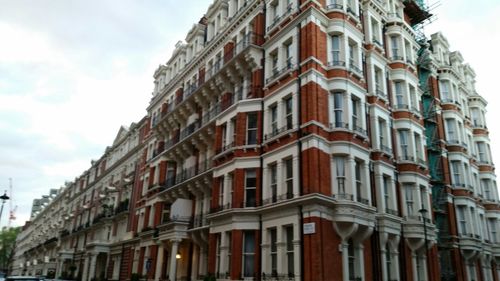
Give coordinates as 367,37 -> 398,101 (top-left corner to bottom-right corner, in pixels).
159,159 -> 213,192
326,3 -> 343,10
156,32 -> 261,124
385,208 -> 399,216
265,124 -> 293,140
262,192 -> 294,205
380,144 -> 393,154
266,61 -> 296,84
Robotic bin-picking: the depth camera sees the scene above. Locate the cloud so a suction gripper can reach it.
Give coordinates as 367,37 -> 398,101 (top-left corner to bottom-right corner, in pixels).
426,0 -> 500,165
0,0 -> 212,227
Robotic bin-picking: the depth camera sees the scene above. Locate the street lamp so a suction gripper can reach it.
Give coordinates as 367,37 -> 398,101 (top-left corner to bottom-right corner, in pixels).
419,208 -> 430,281
0,191 -> 10,225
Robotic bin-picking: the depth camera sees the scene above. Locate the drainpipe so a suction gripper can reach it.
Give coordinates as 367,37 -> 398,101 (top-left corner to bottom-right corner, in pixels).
296,12 -> 305,281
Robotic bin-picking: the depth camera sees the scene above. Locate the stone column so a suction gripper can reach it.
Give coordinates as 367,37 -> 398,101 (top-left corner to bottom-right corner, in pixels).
81,255 -> 90,281
155,243 -> 165,281
341,242 -> 349,281
169,240 -> 180,281
88,254 -> 97,281
199,246 -> 207,276
356,244 -> 365,280
411,253 -> 418,281
55,258 -> 63,279
190,245 -> 199,280
380,248 -> 388,281
421,255 -> 428,281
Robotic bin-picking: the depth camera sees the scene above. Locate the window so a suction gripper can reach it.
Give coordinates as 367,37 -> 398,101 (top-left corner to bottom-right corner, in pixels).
270,228 -> 277,276
332,92 -> 344,128
477,142 -> 487,163
247,113 -> 258,145
439,80 -> 451,102
270,1 -> 279,21
270,163 -> 278,203
371,18 -> 381,45
331,35 -> 342,65
271,51 -> 279,74
285,158 -> 294,198
374,67 -> 384,96
228,173 -> 234,206
378,118 -> 387,150
445,118 -> 456,142
471,108 -> 481,127
328,0 -> 343,9
245,170 -> 257,207
270,104 -> 278,134
404,183 -> 414,216
420,185 -> 428,211
285,41 -> 293,67
399,129 -> 409,159
390,36 -> 400,59
285,96 -> 293,129
482,179 -> 491,200
414,133 -> 422,161
394,81 -> 405,108
489,219 -> 497,243
404,40 -> 412,63
219,175 -> 225,207
348,40 -> 359,71
346,0 -> 356,14
221,123 -> 227,149
457,206 -> 467,235
351,97 -> 361,132
334,156 -> 346,194
282,226 -> 294,277
354,160 -> 363,203
243,231 -> 255,277
383,175 -> 391,210
451,161 -> 462,185
409,85 -> 418,112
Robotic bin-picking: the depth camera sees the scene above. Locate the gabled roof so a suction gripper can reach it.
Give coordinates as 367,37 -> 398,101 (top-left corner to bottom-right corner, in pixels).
112,125 -> 129,146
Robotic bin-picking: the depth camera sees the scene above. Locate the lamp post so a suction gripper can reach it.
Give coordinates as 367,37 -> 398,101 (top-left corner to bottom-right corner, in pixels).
0,191 -> 10,226
419,208 -> 430,281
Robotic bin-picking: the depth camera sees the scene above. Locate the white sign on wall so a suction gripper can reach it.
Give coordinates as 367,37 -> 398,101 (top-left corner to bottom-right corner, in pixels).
303,222 -> 316,234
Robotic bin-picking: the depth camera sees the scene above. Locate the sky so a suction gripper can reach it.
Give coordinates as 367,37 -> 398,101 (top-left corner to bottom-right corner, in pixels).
0,0 -> 499,227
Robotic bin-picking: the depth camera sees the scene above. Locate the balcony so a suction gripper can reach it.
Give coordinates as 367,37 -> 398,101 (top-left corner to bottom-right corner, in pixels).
266,60 -> 297,85
266,3 -> 296,33
330,122 -> 350,130
159,159 -> 213,193
332,193 -> 370,206
262,192 -> 294,206
375,87 -> 387,99
403,215 -> 436,248
380,144 -> 393,155
348,60 -> 363,76
154,32 -> 262,130
372,37 -> 383,48
393,103 -> 409,111
264,124 -> 294,141
385,208 -> 399,216
353,124 -> 367,136
328,59 -> 346,68
190,214 -> 208,229
155,93 -> 246,161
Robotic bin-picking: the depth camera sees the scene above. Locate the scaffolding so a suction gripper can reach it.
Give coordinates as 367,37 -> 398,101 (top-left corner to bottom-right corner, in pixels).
418,38 -> 456,280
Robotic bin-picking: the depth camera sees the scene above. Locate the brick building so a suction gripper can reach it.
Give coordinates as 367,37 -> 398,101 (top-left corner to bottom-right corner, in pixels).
11,0 -> 500,281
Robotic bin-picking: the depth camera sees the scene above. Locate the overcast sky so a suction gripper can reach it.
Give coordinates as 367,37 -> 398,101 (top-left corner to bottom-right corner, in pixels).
0,1 -> 498,227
